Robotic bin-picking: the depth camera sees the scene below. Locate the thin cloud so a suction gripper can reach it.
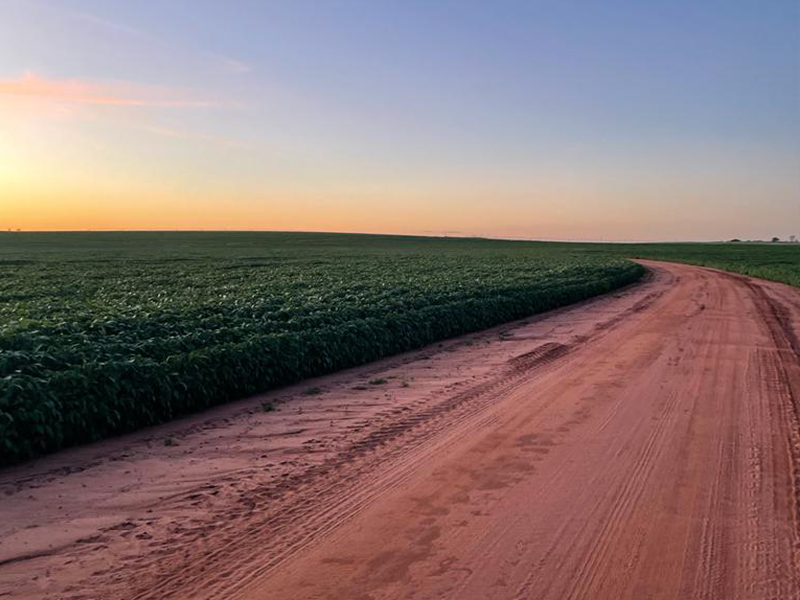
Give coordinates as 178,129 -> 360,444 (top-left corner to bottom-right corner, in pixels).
216,55 -> 252,74
73,10 -> 145,38
141,124 -> 249,149
67,7 -> 253,77
0,73 -> 216,108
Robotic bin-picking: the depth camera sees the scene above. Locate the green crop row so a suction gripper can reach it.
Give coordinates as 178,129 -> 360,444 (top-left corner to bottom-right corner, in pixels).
0,233 -> 645,464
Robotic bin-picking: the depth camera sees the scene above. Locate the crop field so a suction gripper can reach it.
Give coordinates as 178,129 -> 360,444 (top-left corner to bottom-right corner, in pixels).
509,241 -> 800,288
2,232 -> 797,465
0,232 -> 644,464
599,242 -> 800,288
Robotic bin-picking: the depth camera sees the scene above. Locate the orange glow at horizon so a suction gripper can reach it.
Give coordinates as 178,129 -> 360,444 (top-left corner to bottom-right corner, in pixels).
0,2 -> 797,242
4,175 -> 795,242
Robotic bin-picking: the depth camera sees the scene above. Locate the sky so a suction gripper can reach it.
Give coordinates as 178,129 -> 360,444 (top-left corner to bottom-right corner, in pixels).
0,0 -> 798,241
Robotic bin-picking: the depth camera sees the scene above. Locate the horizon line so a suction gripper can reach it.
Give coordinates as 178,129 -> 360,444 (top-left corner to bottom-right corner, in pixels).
0,228 -> 792,245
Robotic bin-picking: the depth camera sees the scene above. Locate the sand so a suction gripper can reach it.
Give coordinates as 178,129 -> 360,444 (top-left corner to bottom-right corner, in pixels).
1,260 -> 798,599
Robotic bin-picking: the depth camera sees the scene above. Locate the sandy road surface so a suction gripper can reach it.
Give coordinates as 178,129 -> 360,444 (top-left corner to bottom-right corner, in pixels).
1,260 -> 799,599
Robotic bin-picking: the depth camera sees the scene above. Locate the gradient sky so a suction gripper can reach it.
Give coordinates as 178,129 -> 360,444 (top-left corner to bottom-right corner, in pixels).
1,0 -> 798,240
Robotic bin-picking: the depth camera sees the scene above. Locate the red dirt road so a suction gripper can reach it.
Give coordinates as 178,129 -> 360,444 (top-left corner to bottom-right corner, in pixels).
1,260 -> 799,599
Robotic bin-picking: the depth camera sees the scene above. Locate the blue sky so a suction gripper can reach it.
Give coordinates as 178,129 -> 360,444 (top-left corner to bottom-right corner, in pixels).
1,0 -> 798,240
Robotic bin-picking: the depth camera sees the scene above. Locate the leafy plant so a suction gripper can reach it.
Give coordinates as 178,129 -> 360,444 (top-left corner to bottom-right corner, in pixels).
0,231 -> 649,464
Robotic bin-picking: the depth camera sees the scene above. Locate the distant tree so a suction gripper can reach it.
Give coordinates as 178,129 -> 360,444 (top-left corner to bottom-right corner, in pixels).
729,238 -> 741,243
771,236 -> 780,243
790,234 -> 797,243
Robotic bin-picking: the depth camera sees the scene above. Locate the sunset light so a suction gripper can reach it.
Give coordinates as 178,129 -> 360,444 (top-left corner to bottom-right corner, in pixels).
1,4 -> 799,599
1,1 -> 797,240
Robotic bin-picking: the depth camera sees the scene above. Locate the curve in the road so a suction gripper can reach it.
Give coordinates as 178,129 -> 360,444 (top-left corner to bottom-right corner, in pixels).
1,260 -> 798,600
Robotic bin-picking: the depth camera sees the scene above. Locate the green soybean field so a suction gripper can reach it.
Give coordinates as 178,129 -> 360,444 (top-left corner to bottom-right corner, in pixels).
589,241 -> 800,288
0,232 -> 645,464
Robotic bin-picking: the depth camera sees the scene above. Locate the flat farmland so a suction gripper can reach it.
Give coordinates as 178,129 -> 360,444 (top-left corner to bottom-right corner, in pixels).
0,232 -> 643,464
1,234 -> 799,600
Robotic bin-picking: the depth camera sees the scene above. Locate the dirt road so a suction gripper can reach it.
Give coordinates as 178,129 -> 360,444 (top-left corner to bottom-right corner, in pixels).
1,260 -> 799,599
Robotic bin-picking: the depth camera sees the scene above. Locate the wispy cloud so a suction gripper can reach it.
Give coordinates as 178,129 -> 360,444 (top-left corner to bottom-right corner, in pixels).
214,55 -> 252,74
140,124 -> 249,149
0,73 -> 216,108
67,7 -> 252,76
72,10 -> 145,38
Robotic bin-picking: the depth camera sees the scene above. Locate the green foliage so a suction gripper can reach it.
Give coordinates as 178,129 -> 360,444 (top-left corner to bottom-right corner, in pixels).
0,232 -> 644,464
626,243 -> 800,288
566,241 -> 800,288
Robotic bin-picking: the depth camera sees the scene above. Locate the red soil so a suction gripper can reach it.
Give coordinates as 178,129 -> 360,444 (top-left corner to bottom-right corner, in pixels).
1,260 -> 798,599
